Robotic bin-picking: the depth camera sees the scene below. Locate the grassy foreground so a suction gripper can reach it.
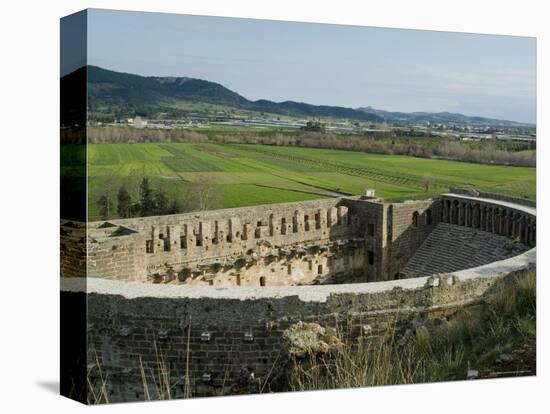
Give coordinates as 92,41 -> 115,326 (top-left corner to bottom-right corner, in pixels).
287,270 -> 536,391
79,143 -> 535,220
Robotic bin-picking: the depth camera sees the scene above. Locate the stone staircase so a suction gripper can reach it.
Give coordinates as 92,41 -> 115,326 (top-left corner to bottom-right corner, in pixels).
401,223 -> 529,278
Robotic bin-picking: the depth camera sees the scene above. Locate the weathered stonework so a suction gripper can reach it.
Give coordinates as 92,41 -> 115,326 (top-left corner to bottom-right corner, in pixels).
62,197 -> 437,285
62,249 -> 535,401
61,193 -> 535,287
60,193 -> 536,401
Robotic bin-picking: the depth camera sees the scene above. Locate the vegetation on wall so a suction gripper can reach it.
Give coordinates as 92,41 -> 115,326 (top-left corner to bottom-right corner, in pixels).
287,270 -> 536,390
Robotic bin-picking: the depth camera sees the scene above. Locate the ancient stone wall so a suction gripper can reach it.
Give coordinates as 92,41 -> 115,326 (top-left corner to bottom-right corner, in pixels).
66,197 -> 384,285
346,199 -> 386,281
60,221 -> 86,277
62,244 -> 535,401
60,193 -> 536,286
382,199 -> 441,281
398,194 -> 536,279
440,193 -> 536,247
87,232 -> 147,282
449,187 -> 536,208
60,193 -> 536,402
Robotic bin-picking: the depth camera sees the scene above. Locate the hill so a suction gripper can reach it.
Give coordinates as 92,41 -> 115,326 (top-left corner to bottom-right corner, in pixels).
64,66 -> 533,127
357,106 -> 533,127
86,66 -> 383,122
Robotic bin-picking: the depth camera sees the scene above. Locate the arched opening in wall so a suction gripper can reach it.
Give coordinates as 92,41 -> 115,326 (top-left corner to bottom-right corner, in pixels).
180,235 -> 187,249
501,210 -> 509,236
281,218 -> 286,235
304,215 -> 310,231
387,204 -> 393,242
394,273 -> 400,280
486,208 -> 493,232
255,228 -> 261,239
259,276 -> 266,287
269,214 -> 275,236
481,207 -> 487,230
293,211 -> 299,233
317,264 -> 323,275
196,238 -> 202,247
212,221 -> 219,244
287,264 -> 292,275
497,210 -> 503,234
236,274 -> 241,286
508,213 -> 514,237
452,200 -> 459,224
459,203 -> 466,226
159,232 -> 170,252
315,212 -> 321,229
513,213 -> 521,240
493,209 -> 500,234
426,209 -> 432,225
474,204 -> 481,228
412,211 -> 419,227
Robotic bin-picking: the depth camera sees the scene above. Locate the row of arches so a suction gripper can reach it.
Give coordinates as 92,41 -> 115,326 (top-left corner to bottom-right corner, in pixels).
440,198 -> 536,247
412,209 -> 433,227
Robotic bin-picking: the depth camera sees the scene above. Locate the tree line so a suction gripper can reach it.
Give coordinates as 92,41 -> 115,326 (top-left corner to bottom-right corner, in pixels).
88,126 -> 536,168
96,175 -> 221,220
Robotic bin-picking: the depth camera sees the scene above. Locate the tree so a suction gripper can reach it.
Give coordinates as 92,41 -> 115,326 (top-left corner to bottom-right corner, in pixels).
154,189 -> 170,215
192,174 -> 220,211
96,193 -> 112,220
168,200 -> 179,215
117,185 -> 132,218
422,176 -> 434,192
94,170 -> 120,220
302,121 -> 326,133
138,177 -> 155,216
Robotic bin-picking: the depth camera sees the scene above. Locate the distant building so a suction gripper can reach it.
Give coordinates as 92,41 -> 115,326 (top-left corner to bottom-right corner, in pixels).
362,189 -> 376,199
132,116 -> 148,129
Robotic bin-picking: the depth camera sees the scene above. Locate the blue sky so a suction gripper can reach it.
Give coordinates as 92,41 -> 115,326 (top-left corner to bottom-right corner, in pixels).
82,9 -> 536,123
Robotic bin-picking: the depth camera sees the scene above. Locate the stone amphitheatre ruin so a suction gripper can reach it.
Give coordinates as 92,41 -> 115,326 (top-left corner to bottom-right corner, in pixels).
61,188 -> 536,401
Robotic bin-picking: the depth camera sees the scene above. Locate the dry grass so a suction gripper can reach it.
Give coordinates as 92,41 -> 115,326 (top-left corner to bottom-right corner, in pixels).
86,352 -> 110,404
288,270 -> 536,391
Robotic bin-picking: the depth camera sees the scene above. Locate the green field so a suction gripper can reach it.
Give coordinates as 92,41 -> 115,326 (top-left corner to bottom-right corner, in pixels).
82,143 -> 536,220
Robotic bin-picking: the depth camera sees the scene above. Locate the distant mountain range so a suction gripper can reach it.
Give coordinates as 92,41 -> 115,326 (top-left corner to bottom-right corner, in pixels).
76,66 -> 532,127
356,107 -> 532,127
86,66 -> 382,122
